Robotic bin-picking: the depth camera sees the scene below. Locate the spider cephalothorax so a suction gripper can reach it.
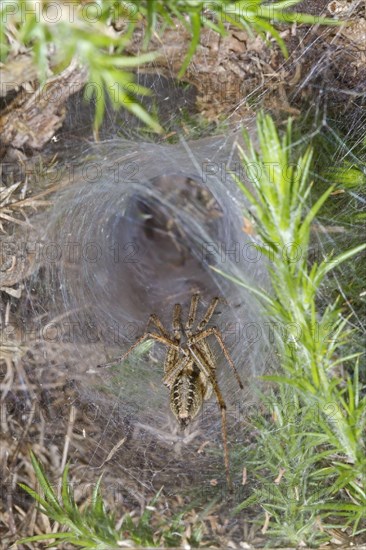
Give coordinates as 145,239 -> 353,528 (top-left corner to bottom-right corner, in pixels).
100,294 -> 244,489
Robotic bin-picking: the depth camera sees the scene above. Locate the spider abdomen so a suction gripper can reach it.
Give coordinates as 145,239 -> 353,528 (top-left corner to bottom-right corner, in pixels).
170,367 -> 205,428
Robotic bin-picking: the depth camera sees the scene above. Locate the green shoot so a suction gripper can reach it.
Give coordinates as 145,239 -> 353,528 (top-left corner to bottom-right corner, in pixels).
219,112 -> 366,544
19,452 -> 194,548
1,1 -> 340,132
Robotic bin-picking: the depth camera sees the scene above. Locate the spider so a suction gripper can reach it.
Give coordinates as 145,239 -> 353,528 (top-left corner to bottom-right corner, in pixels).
99,293 -> 244,490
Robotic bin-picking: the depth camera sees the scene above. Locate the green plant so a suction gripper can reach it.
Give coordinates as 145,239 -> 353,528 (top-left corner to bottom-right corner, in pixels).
19,452 -> 201,548
310,124 -> 366,328
0,1 -> 339,132
214,112 -> 366,545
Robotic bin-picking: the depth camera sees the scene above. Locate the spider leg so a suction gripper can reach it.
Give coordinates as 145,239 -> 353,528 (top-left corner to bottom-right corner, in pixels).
189,346 -> 232,491
163,354 -> 191,387
185,293 -> 200,334
147,313 -> 170,339
189,328 -> 244,389
173,304 -> 182,344
214,389 -> 231,492
196,296 -> 219,331
98,332 -> 179,368
163,304 -> 183,379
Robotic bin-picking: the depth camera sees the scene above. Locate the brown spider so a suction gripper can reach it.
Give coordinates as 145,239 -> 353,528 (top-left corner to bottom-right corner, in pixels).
100,294 -> 244,489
